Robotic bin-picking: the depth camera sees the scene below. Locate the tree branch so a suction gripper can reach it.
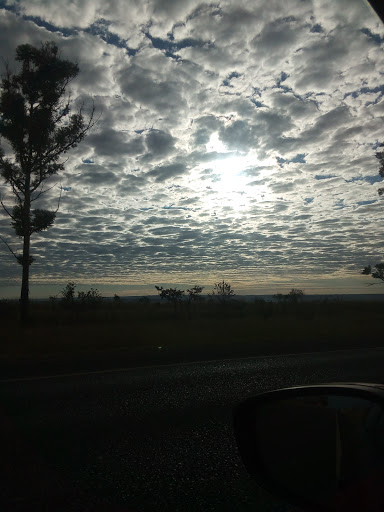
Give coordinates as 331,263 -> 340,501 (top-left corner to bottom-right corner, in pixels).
0,235 -> 19,262
10,181 -> 23,203
2,165 -> 24,202
31,100 -> 98,171
55,183 -> 63,213
0,200 -> 17,222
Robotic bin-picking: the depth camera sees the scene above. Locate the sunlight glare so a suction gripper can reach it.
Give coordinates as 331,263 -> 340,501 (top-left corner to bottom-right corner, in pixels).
205,132 -> 227,153
200,132 -> 275,212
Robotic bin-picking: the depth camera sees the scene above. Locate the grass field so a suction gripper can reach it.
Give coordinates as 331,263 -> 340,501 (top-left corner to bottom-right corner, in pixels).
1,298 -> 383,360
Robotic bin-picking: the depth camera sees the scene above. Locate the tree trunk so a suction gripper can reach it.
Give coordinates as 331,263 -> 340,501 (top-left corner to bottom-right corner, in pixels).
20,231 -> 31,325
20,182 -> 31,326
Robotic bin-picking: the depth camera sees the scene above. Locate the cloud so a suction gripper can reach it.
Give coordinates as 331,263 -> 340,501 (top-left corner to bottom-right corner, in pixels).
1,0 -> 384,296
73,164 -> 119,185
142,129 -> 177,161
85,129 -> 145,158
147,162 -> 187,182
117,60 -> 187,119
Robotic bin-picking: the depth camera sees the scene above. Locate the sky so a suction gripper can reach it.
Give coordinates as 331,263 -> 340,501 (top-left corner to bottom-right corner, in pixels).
0,0 -> 384,299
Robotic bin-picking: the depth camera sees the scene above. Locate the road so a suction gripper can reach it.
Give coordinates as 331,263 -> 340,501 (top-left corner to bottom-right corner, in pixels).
1,347 -> 384,511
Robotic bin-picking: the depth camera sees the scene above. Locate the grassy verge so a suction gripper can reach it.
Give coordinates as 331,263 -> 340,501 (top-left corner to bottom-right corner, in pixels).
1,298 -> 383,360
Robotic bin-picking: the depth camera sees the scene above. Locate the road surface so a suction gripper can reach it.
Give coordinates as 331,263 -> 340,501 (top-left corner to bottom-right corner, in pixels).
1,347 -> 384,511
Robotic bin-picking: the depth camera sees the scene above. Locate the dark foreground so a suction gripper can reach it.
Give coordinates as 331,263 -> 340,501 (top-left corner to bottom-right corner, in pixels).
1,347 -> 384,511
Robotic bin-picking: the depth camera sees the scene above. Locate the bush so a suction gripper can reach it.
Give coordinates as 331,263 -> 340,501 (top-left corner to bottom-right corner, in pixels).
209,280 -> 235,304
60,282 -> 76,309
77,288 -> 103,308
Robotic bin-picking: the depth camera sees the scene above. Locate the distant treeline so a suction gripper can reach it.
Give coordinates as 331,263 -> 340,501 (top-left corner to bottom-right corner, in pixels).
1,291 -> 384,354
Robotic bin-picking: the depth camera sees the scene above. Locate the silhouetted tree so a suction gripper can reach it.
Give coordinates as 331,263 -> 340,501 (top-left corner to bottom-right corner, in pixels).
209,280 -> 235,304
185,285 -> 204,319
375,142 -> 384,196
287,288 -> 305,302
155,286 -> 184,315
361,143 -> 384,282
60,281 -> 76,308
0,41 -> 96,324
274,289 -> 304,302
77,287 -> 102,307
362,263 -> 384,282
187,285 -> 204,302
155,286 -> 185,311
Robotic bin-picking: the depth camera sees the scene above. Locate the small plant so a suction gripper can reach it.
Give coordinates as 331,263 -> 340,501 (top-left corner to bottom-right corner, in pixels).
49,294 -> 58,311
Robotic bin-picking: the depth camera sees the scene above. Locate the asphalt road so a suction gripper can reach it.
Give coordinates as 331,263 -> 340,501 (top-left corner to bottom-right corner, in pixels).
1,347 -> 384,511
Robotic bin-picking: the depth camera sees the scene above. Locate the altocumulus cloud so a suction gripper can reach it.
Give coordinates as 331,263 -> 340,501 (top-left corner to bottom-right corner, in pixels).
0,0 -> 384,297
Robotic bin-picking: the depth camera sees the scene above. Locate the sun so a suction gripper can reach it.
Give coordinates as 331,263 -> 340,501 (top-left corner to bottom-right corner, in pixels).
205,132 -> 227,153
209,155 -> 250,208
198,132 -> 273,212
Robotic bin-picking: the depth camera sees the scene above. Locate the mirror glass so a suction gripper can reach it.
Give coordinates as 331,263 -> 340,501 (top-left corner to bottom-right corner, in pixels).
252,394 -> 384,509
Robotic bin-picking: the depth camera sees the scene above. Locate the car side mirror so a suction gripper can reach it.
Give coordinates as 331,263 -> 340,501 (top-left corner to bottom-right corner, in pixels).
233,383 -> 384,512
